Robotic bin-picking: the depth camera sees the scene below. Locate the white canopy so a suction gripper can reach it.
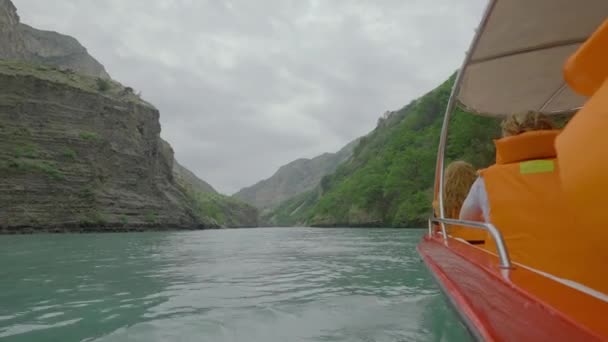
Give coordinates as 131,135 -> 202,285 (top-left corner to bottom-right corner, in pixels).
457,0 -> 608,117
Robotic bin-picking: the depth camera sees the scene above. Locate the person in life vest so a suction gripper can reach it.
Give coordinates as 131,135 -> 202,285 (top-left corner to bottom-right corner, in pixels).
459,111 -> 580,279
459,111 -> 555,223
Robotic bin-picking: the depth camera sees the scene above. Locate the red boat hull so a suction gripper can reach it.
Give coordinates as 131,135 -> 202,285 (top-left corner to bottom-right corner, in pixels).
418,234 -> 607,341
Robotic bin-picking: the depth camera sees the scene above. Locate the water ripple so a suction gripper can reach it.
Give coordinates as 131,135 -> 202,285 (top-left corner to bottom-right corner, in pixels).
0,228 -> 470,341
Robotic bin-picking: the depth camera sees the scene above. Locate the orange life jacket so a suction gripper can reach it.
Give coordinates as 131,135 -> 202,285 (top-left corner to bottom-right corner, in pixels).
556,19 -> 608,294
479,130 -> 581,282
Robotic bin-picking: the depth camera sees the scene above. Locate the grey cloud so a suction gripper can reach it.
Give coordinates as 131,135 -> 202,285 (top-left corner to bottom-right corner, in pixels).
14,0 -> 487,193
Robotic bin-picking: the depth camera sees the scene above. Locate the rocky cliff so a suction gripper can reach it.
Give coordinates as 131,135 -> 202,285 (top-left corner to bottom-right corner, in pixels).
0,60 -> 207,231
0,0 -> 109,78
0,59 -> 259,232
0,0 -> 258,232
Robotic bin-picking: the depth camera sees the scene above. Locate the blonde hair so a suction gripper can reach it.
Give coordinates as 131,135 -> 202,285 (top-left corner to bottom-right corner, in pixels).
443,161 -> 477,219
501,111 -> 555,137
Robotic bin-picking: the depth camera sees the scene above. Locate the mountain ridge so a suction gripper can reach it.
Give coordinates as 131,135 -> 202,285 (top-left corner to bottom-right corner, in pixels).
233,139 -> 359,211
173,159 -> 217,195
0,0 -> 109,78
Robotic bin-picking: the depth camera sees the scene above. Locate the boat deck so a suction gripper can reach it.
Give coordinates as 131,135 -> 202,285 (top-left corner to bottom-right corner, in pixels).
418,234 -> 608,341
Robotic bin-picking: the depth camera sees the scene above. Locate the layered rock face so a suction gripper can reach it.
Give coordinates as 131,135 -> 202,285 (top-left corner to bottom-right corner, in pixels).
0,62 -> 209,231
0,0 -> 109,78
0,1 -> 259,232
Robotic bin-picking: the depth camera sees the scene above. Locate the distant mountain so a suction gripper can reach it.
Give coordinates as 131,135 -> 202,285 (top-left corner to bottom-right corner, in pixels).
233,139 -> 359,210
0,0 -> 109,78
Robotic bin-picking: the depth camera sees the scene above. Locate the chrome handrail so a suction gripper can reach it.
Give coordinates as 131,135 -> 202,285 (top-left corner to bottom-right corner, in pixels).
430,217 -> 512,269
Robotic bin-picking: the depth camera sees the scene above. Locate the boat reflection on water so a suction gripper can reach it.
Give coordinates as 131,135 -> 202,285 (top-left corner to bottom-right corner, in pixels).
418,294 -> 472,342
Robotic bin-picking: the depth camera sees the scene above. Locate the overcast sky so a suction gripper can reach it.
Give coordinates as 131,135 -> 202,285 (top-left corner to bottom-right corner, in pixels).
15,0 -> 486,194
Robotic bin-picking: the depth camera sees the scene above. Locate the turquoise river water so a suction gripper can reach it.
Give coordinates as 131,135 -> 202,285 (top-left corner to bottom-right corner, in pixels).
0,228 -> 470,341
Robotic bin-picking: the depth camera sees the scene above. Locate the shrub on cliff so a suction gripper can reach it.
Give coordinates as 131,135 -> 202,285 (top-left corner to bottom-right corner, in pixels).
96,78 -> 111,92
79,131 -> 99,142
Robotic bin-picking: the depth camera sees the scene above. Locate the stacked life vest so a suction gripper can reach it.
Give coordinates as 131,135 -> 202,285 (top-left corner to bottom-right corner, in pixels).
479,130 -> 580,284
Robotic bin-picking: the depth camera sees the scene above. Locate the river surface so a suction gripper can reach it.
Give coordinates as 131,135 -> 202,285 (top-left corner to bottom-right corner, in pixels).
0,228 -> 470,342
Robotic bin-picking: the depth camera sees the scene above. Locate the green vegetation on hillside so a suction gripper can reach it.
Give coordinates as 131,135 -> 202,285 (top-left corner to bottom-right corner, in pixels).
261,189 -> 321,226
0,140 -> 66,180
96,77 -> 111,92
79,131 -> 100,142
2,158 -> 65,180
170,157 -> 257,227
186,189 -> 258,227
267,75 -> 502,227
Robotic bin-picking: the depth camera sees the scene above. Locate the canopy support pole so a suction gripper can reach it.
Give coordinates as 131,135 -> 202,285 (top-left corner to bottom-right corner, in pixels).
434,0 -> 497,242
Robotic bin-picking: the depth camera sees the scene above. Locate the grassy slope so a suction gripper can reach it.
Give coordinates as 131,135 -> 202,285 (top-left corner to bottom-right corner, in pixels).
267,75 -> 502,227
261,188 -> 321,226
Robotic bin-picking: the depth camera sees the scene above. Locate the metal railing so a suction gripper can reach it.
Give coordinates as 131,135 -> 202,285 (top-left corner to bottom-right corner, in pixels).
429,217 -> 512,269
